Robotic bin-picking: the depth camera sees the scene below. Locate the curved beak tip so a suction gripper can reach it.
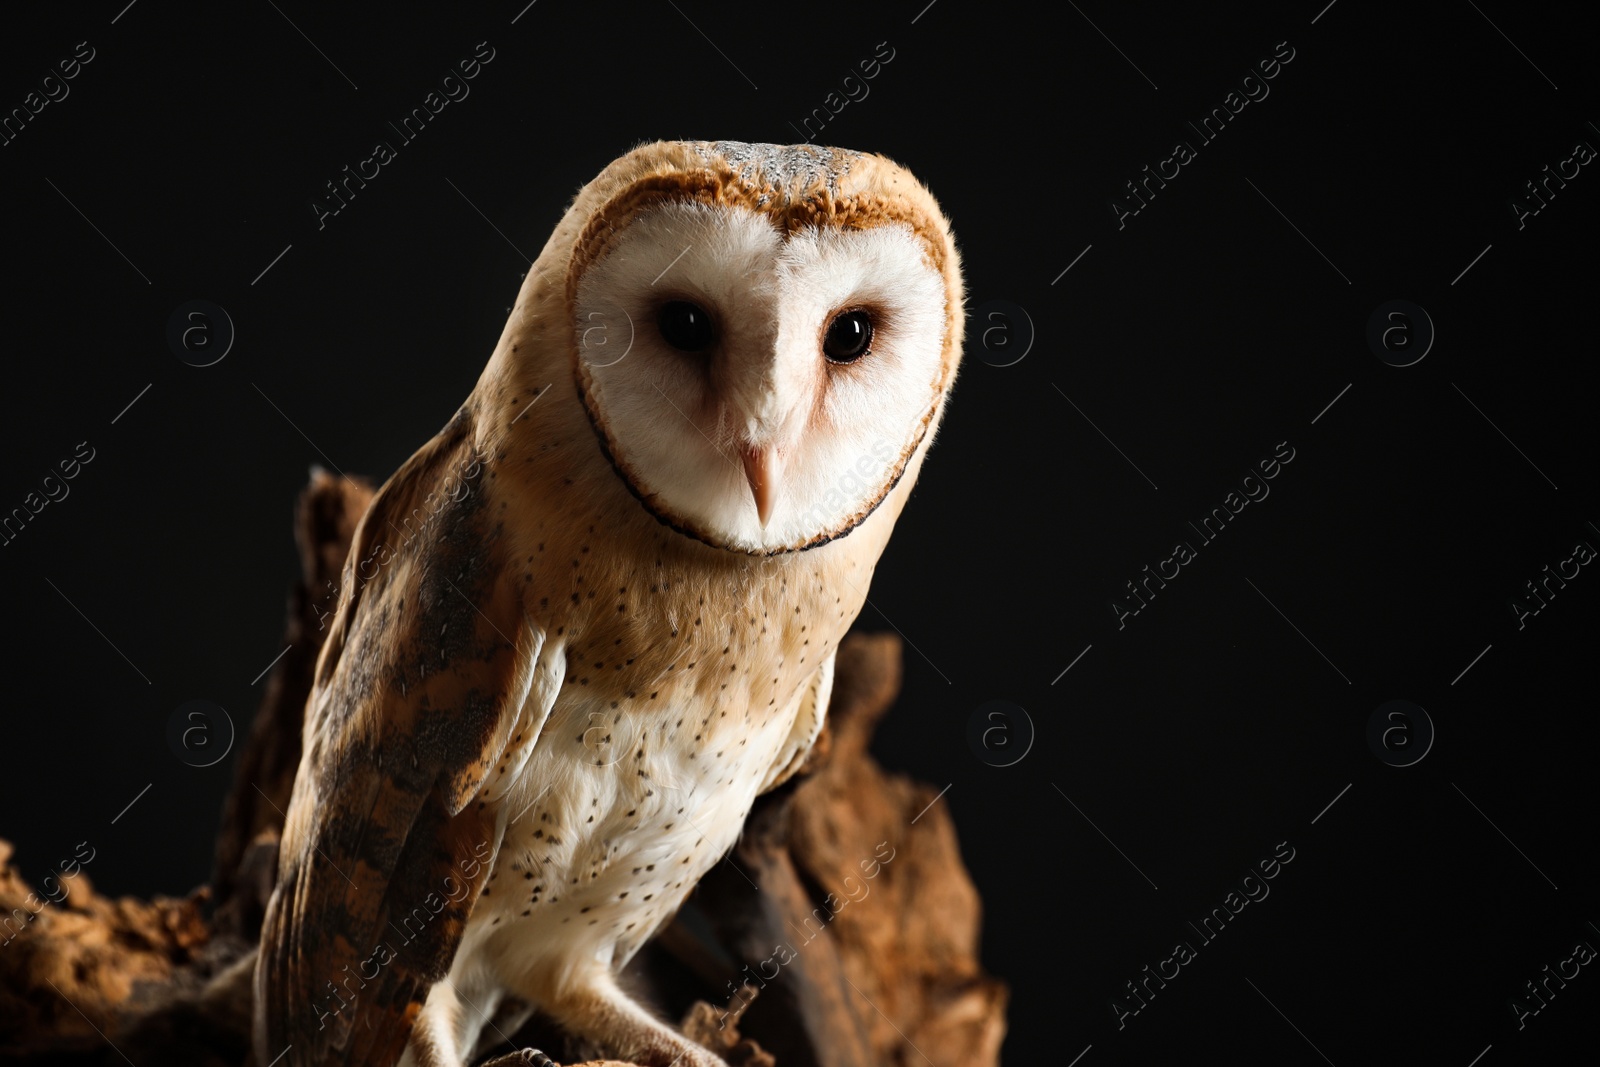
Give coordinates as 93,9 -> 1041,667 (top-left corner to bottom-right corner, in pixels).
741,448 -> 782,529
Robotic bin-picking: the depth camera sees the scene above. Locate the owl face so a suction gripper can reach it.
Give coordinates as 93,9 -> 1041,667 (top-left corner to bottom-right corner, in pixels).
570,181 -> 953,556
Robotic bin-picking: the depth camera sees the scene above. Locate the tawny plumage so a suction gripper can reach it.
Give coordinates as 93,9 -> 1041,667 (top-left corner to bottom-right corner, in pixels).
254,140 -> 964,1067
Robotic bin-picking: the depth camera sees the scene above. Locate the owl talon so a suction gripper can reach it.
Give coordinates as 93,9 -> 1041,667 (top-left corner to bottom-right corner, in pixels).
477,1050 -> 557,1067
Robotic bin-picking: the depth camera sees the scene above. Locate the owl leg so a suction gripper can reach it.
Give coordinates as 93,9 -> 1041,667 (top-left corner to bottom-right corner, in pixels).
403,978 -> 513,1067
544,970 -> 727,1067
399,980 -> 467,1067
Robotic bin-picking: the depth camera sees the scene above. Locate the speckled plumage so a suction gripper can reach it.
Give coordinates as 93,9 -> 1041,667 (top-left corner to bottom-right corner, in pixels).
254,141 -> 964,1067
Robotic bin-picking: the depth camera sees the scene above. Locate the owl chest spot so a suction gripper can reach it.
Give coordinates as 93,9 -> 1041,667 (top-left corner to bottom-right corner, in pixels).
477,684 -> 797,958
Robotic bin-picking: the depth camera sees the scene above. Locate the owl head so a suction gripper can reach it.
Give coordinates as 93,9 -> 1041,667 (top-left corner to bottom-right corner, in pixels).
518,141 -> 964,556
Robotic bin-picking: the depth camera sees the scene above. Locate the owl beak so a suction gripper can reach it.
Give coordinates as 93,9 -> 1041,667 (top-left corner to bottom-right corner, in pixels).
741,447 -> 782,528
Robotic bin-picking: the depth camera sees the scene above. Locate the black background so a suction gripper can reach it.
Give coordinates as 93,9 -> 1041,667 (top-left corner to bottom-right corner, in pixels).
2,1 -> 1596,1064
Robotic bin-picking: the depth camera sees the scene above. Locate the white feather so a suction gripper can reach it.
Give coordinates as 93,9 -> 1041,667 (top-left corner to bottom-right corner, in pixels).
576,201 -> 946,553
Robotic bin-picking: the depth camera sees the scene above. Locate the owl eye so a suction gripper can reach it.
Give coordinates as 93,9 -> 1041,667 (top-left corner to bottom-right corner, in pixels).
822,310 -> 873,364
657,301 -> 715,352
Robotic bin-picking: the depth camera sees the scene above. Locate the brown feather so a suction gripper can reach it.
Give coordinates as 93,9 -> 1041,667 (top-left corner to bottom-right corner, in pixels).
255,403 -> 531,1067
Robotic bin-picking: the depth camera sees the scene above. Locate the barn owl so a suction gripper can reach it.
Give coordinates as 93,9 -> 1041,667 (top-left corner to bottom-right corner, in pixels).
254,140 -> 964,1067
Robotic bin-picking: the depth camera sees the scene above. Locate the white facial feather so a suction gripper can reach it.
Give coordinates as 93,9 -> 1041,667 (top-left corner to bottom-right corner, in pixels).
575,201 -> 947,553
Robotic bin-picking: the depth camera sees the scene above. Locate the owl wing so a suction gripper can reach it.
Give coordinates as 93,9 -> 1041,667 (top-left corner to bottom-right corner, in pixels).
759,651 -> 836,794
254,409 -> 554,1067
